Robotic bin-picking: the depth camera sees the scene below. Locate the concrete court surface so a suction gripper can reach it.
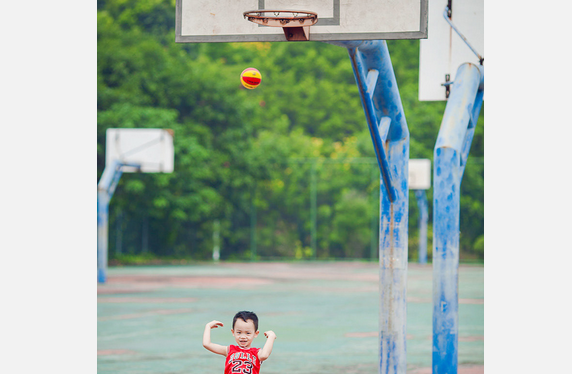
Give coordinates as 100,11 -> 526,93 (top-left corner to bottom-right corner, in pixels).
97,262 -> 484,373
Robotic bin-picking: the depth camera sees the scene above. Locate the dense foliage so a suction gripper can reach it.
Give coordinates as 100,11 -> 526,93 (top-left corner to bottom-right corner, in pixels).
97,0 -> 484,263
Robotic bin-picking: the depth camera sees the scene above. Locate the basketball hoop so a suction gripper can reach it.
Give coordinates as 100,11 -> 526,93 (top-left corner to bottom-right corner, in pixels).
243,10 -> 318,41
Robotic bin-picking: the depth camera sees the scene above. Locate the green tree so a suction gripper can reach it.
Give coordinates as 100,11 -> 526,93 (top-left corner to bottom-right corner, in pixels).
97,0 -> 484,262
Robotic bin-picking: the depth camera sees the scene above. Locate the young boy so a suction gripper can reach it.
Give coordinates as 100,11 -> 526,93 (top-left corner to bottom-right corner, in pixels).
203,311 -> 276,374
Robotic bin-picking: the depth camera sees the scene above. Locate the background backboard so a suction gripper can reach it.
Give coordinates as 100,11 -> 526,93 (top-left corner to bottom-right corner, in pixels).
176,0 -> 428,43
419,0 -> 483,101
105,129 -> 174,173
408,158 -> 431,190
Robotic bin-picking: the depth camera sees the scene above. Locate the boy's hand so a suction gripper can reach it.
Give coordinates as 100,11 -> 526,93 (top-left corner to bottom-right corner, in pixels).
203,320 -> 227,356
206,320 -> 224,329
258,330 -> 277,362
263,330 -> 276,340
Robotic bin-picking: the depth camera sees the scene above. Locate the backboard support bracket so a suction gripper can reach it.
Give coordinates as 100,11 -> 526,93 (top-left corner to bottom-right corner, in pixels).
283,26 -> 310,41
443,6 -> 484,65
442,74 -> 452,99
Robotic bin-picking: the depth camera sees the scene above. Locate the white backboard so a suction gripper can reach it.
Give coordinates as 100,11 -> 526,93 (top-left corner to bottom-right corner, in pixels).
408,158 -> 431,190
105,129 -> 174,173
419,0 -> 483,101
176,0 -> 428,43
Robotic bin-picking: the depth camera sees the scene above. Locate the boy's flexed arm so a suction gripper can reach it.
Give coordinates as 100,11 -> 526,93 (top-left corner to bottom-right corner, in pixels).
257,330 -> 276,362
203,320 -> 228,356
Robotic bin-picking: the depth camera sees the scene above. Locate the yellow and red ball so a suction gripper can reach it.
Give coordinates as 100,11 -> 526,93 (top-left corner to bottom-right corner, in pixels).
240,67 -> 262,89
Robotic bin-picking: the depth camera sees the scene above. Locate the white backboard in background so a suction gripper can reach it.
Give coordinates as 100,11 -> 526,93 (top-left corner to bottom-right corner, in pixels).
105,129 -> 174,173
408,158 -> 431,190
176,0 -> 428,42
419,0 -> 483,101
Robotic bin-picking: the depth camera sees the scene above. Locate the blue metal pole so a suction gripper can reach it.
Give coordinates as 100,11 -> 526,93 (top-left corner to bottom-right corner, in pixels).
432,63 -> 483,374
97,190 -> 110,283
329,40 -> 410,374
97,160 -> 139,283
414,190 -> 428,264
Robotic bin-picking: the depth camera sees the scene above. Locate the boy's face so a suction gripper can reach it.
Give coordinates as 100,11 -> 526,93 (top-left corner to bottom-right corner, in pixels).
231,318 -> 259,349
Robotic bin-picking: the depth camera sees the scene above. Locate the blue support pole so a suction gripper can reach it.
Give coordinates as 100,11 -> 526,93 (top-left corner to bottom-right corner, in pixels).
97,190 -> 110,283
432,62 -> 483,374
414,190 -> 428,264
97,160 -> 139,283
329,40 -> 410,374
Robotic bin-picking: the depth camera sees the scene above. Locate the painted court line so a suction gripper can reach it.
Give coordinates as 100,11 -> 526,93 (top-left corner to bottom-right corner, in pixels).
97,297 -> 198,303
407,297 -> 483,304
345,332 -> 484,341
97,349 -> 137,356
98,324 -> 192,341
97,308 -> 194,322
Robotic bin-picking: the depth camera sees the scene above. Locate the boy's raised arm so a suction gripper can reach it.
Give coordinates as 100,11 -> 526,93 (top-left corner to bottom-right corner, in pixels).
257,330 -> 276,362
202,320 -> 228,356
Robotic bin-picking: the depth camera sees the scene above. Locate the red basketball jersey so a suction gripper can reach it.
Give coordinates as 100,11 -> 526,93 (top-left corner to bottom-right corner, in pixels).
224,345 -> 261,374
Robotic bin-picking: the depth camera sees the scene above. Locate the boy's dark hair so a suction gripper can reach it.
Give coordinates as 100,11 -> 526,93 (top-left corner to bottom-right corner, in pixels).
233,311 -> 258,331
